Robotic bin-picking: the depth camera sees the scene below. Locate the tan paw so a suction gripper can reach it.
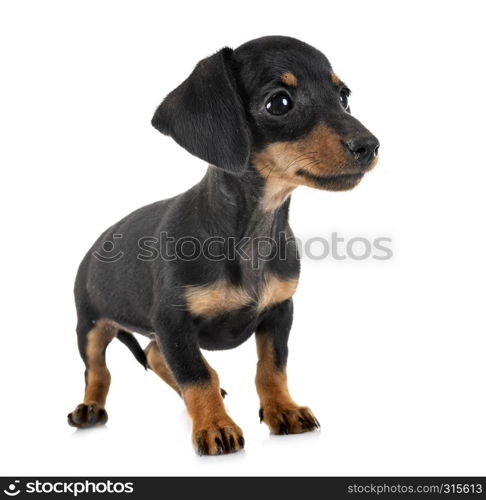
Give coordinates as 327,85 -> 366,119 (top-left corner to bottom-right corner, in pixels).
67,403 -> 108,428
193,422 -> 245,455
259,405 -> 320,434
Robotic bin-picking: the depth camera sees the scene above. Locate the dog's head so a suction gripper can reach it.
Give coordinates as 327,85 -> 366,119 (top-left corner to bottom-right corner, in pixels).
152,36 -> 379,194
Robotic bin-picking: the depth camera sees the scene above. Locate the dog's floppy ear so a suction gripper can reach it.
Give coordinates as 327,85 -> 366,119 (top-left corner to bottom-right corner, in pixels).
152,47 -> 251,174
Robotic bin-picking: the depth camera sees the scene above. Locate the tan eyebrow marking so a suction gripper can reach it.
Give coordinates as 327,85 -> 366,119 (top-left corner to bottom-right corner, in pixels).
330,71 -> 341,86
280,72 -> 298,87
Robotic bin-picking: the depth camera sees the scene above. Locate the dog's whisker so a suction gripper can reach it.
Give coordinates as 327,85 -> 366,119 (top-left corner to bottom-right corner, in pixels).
287,157 -> 319,172
298,159 -> 322,172
284,152 -> 318,171
256,151 -> 319,180
286,151 -> 317,167
265,160 -> 280,180
265,152 -> 318,180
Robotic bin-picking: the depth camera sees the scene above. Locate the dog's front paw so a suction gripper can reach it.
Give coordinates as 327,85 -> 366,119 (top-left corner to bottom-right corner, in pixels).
193,422 -> 245,456
259,405 -> 320,435
68,403 -> 108,428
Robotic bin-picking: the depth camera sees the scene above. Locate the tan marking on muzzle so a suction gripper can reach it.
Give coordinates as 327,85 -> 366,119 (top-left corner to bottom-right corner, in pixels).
252,124 -> 351,205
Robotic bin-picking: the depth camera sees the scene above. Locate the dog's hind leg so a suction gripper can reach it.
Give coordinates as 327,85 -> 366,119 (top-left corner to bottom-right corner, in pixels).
68,320 -> 117,428
145,340 -> 181,396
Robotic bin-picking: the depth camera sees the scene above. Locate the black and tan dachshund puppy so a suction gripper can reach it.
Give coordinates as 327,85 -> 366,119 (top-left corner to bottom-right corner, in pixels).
68,36 -> 379,455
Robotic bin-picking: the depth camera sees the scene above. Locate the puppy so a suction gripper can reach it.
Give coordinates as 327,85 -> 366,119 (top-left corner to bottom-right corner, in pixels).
68,35 -> 379,455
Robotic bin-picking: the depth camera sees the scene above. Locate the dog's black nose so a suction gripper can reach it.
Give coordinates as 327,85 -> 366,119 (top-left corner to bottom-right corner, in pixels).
345,135 -> 380,168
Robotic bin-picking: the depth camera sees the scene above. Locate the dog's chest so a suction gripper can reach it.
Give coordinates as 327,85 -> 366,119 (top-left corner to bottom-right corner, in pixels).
184,273 -> 298,319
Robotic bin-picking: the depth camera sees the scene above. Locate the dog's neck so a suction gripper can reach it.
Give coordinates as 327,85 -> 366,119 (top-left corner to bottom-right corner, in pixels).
201,165 -> 294,240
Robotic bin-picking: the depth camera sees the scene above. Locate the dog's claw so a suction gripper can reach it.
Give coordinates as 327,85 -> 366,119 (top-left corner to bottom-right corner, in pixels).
259,408 -> 264,423
193,424 -> 244,456
298,417 -> 311,430
260,406 -> 319,435
215,437 -> 225,455
68,403 -> 108,428
195,433 -> 209,456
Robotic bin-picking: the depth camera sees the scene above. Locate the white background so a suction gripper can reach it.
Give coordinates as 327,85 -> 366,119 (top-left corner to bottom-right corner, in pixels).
1,0 -> 485,477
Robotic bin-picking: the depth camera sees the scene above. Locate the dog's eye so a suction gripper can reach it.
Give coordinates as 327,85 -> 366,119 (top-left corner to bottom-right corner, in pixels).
340,89 -> 350,110
265,93 -> 293,115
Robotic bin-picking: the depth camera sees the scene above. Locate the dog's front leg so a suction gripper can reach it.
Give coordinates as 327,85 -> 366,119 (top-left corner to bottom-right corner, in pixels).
154,316 -> 244,455
255,299 -> 320,434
